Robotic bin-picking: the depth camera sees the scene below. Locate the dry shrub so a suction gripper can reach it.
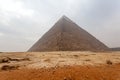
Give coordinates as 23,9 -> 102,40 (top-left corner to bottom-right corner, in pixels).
44,58 -> 51,62
91,54 -> 96,55
59,60 -> 65,62
84,59 -> 91,61
106,60 -> 113,65
115,58 -> 120,60
84,54 -> 89,56
73,55 -> 79,58
20,57 -> 30,61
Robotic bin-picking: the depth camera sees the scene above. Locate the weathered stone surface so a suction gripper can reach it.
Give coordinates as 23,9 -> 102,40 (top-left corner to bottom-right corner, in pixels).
29,16 -> 108,52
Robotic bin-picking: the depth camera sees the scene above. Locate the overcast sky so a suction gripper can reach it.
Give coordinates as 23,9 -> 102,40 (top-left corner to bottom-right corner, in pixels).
0,0 -> 120,52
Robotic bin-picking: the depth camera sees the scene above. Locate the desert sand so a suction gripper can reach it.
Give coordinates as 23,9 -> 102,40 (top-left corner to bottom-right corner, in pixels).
0,51 -> 120,80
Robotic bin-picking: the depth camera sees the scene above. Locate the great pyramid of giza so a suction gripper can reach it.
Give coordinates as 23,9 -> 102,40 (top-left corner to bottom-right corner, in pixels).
28,16 -> 108,52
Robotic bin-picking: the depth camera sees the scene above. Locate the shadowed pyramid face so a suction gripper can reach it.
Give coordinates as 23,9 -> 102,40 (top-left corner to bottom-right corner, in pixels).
28,16 -> 109,52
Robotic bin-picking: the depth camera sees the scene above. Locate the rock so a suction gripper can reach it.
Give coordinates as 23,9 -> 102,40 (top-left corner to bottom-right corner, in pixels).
10,57 -> 30,61
0,57 -> 10,63
1,65 -> 19,71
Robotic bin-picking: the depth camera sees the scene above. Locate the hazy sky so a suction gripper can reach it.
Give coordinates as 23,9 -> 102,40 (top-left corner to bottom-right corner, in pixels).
0,0 -> 120,52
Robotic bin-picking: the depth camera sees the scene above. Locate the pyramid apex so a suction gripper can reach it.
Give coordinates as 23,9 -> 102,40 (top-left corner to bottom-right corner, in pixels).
61,15 -> 69,19
60,15 -> 73,23
62,15 -> 67,18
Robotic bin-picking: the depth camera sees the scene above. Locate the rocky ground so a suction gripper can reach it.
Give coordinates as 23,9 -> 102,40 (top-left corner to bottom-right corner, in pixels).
0,51 -> 120,80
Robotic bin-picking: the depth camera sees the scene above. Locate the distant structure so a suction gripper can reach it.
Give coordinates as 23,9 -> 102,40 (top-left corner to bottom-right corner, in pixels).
110,47 -> 120,51
28,16 -> 108,52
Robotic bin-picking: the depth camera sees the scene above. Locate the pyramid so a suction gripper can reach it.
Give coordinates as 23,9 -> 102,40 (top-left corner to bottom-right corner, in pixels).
28,16 -> 109,52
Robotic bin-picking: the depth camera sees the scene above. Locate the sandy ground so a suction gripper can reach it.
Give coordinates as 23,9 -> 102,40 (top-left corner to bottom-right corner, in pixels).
0,51 -> 120,80
1,64 -> 120,80
0,51 -> 120,69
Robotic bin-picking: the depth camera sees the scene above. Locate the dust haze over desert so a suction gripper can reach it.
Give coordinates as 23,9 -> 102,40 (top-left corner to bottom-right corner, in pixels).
0,0 -> 120,80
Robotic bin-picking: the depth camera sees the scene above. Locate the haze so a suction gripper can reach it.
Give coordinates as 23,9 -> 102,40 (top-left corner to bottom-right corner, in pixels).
0,0 -> 120,52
